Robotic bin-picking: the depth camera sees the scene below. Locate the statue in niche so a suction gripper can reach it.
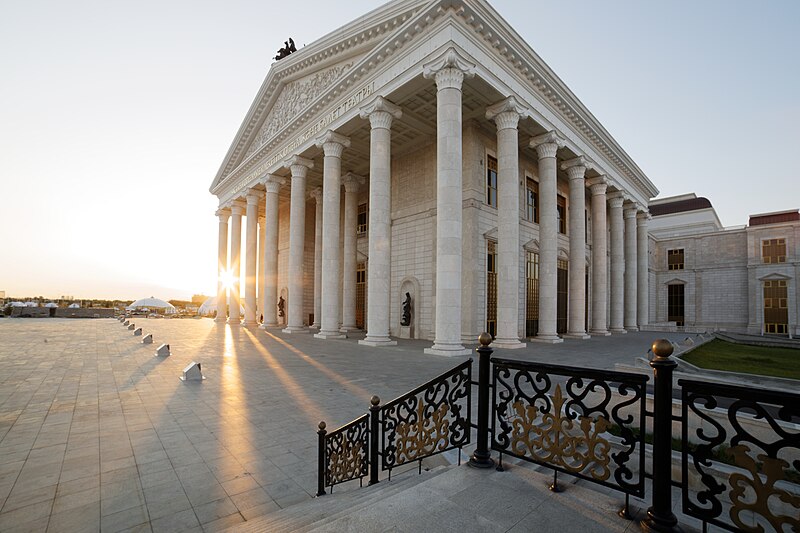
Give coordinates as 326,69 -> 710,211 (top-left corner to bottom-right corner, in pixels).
277,296 -> 285,318
274,38 -> 297,61
401,292 -> 412,327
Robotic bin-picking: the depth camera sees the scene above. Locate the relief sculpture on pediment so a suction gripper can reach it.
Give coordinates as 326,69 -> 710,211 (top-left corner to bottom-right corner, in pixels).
245,62 -> 353,158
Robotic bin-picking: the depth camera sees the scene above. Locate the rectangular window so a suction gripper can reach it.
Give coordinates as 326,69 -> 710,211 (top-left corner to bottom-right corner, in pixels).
525,178 -> 538,223
762,238 -> 786,264
557,259 -> 568,334
557,194 -> 566,234
764,278 -> 788,334
667,284 -> 685,327
667,249 -> 684,270
357,203 -> 368,234
486,241 -> 498,338
486,155 -> 498,208
525,251 -> 539,337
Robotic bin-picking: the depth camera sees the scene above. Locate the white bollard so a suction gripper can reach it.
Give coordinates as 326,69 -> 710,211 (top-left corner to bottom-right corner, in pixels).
142,334 -> 153,344
127,323 -> 135,330
123,320 -> 130,326
133,327 -> 142,336
180,362 -> 204,381
155,343 -> 171,357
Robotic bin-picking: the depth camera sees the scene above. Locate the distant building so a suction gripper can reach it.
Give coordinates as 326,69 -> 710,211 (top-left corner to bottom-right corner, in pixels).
649,194 -> 798,336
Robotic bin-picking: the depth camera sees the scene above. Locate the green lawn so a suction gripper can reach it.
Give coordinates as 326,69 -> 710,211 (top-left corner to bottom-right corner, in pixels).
681,339 -> 800,380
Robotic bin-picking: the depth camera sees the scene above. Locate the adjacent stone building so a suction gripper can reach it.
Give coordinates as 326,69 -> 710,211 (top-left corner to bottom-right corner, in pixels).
209,0 -> 796,350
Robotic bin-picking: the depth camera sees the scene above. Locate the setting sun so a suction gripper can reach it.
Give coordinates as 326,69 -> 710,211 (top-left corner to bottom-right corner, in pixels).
219,268 -> 236,291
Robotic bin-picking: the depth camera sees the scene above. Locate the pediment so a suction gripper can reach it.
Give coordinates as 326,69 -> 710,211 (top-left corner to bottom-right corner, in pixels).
758,272 -> 791,281
663,278 -> 687,285
524,238 -> 539,251
484,227 -> 498,240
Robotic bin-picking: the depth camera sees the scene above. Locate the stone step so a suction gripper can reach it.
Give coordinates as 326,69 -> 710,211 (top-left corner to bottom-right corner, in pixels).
227,464 -> 453,533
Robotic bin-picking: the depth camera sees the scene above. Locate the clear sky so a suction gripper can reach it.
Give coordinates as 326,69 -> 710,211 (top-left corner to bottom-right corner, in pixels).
1,0 -> 798,301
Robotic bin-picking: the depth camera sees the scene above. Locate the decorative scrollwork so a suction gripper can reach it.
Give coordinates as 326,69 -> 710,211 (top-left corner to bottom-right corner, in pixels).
325,414 -> 369,487
681,379 -> 800,533
492,359 -> 647,497
382,360 -> 471,470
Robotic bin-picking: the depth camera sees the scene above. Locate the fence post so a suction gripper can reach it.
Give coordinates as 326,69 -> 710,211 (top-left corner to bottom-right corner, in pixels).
317,421 -> 327,497
469,332 -> 494,468
641,339 -> 680,532
369,395 -> 381,485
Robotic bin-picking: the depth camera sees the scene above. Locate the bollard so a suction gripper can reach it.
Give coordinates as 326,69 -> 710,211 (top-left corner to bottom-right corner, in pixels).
641,339 -> 681,532
317,421 -> 327,496
469,332 -> 494,468
369,395 -> 381,485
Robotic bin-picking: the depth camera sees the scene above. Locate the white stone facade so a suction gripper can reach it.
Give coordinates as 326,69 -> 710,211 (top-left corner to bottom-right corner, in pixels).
208,0 -> 660,351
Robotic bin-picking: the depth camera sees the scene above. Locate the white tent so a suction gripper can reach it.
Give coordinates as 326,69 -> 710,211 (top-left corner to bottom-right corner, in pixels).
197,296 -> 244,316
8,301 -> 26,307
68,303 -> 80,309
24,301 -> 38,307
126,297 -> 176,314
44,302 -> 58,308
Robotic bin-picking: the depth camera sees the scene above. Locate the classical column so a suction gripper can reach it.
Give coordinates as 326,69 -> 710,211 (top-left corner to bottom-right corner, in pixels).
530,131 -> 565,343
608,192 -> 626,334
341,173 -> 364,332
588,178 -> 610,335
562,157 -> 590,339
283,156 -> 314,333
315,130 -> 350,340
215,208 -> 230,323
422,48 -> 474,356
637,211 -> 650,327
358,97 -> 401,347
310,187 -> 323,329
258,214 -> 265,323
486,96 -> 528,349
228,200 -> 245,325
261,176 -> 284,328
624,204 -> 638,331
243,189 -> 261,326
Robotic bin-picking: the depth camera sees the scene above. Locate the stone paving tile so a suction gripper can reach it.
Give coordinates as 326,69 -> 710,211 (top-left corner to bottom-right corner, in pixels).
100,503 -> 150,533
0,318 -> 686,531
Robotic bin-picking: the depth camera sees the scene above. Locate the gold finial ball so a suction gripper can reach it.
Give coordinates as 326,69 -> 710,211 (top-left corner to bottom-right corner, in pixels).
370,395 -> 380,407
478,332 -> 492,347
318,421 -> 326,430
651,339 -> 674,359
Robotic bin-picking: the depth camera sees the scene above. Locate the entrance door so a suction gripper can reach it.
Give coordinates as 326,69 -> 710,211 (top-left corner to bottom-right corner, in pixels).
667,284 -> 684,327
486,241 -> 497,339
764,280 -> 788,334
356,262 -> 366,329
557,259 -> 568,334
525,251 -> 539,337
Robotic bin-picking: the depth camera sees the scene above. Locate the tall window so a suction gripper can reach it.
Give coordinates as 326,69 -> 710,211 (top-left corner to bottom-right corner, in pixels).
356,262 -> 366,329
525,251 -> 539,337
526,178 -> 538,223
486,241 -> 498,338
557,195 -> 566,234
357,203 -> 368,234
667,249 -> 684,270
667,284 -> 685,327
762,238 -> 786,264
486,155 -> 498,208
764,280 -> 788,334
557,259 -> 568,334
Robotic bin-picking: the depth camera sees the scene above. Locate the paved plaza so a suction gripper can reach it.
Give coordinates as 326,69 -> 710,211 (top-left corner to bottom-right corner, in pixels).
0,318 -> 688,532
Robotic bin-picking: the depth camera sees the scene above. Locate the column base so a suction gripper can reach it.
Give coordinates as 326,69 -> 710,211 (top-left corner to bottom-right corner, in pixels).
243,320 -> 258,327
563,332 -> 591,340
227,319 -> 241,326
359,337 -> 397,347
625,326 -> 639,332
282,326 -> 309,334
491,338 -> 527,349
530,336 -> 564,344
590,330 -> 611,337
314,331 -> 346,340
260,322 -> 279,329
214,318 -> 227,323
339,325 -> 360,332
424,344 -> 471,356
610,328 -> 628,334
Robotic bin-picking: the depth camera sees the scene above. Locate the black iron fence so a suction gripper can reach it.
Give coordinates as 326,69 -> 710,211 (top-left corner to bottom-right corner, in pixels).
317,337 -> 799,533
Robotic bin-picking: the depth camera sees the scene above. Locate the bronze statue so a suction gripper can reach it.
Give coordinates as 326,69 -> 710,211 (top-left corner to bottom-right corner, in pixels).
274,38 -> 297,61
401,292 -> 412,326
277,296 -> 285,318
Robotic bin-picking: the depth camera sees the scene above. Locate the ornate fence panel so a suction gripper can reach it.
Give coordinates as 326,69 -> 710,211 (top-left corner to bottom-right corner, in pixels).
680,379 -> 800,533
381,360 -> 472,473
322,414 -> 370,490
491,358 -> 648,497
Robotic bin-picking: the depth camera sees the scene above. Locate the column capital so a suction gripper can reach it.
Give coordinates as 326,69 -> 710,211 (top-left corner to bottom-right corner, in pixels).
587,176 -> 608,196
342,172 -> 366,193
215,207 -> 230,220
246,188 -> 264,205
607,192 -> 626,209
359,96 -> 402,130
561,155 -> 593,174
637,210 -> 652,223
315,130 -> 351,158
423,47 -> 476,91
309,187 -> 322,202
284,155 -> 314,178
261,174 -> 286,194
229,199 -> 246,215
529,131 -> 566,159
623,205 -> 638,219
486,96 -> 529,130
